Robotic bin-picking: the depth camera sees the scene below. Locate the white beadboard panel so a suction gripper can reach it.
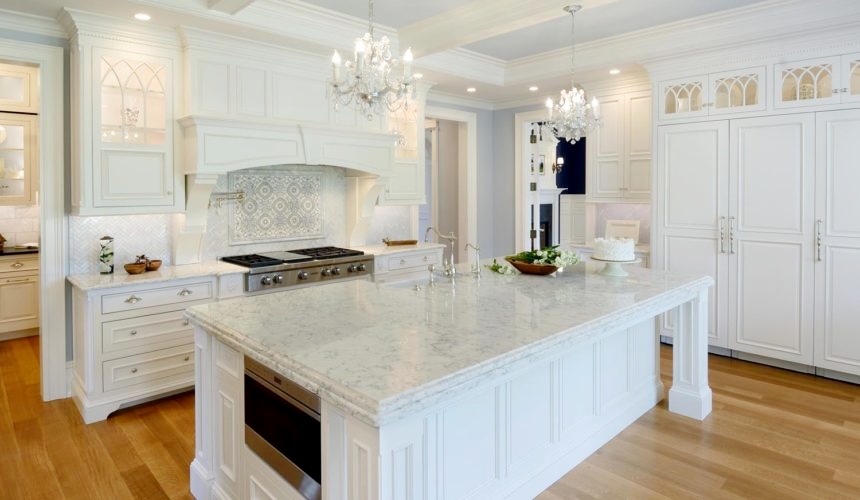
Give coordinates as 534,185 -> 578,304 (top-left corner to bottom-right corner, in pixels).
68,214 -> 173,274
595,203 -> 651,244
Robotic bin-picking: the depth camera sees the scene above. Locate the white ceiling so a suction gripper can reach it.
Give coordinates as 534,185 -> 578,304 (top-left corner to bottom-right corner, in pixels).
1,0 -> 849,106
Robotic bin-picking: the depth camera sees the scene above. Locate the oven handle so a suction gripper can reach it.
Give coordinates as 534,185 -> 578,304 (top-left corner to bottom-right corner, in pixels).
245,369 -> 321,422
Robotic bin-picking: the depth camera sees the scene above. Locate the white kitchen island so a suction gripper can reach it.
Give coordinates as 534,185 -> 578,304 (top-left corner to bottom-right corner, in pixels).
186,260 -> 713,500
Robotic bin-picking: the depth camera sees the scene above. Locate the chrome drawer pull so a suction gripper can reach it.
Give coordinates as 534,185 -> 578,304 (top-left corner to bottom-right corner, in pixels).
5,277 -> 30,283
423,256 -> 429,261
400,258 -> 406,265
124,295 -> 142,304
718,216 -> 727,254
11,262 -> 24,268
129,330 -> 138,336
178,288 -> 193,297
131,368 -> 138,374
183,356 -> 190,362
816,219 -> 823,262
183,319 -> 190,326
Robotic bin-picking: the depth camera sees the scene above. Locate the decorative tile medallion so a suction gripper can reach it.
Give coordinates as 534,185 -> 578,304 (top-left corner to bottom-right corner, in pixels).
228,168 -> 325,244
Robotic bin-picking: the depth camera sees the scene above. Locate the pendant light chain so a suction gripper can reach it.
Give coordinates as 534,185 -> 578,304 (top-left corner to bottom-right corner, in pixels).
569,5 -> 578,89
368,0 -> 374,40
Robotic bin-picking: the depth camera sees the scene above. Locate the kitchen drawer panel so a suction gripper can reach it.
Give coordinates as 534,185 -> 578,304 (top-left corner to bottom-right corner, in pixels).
102,310 -> 192,357
0,255 -> 38,274
101,281 -> 213,314
102,344 -> 194,392
387,251 -> 440,271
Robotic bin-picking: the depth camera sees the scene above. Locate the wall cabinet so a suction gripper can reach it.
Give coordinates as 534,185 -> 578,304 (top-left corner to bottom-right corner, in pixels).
0,62 -> 39,114
69,22 -> 184,215
0,253 -> 39,338
587,90 -> 652,201
658,66 -> 767,121
0,112 -> 37,205
379,89 -> 428,205
774,53 -> 860,109
559,194 -> 587,246
656,111 -> 860,375
72,277 -> 214,423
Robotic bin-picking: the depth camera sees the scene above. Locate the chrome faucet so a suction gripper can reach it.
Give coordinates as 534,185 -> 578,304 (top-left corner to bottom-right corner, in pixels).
464,243 -> 481,275
424,226 -> 457,277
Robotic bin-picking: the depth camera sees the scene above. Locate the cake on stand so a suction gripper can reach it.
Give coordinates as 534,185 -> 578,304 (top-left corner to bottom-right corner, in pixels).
591,237 -> 639,277
591,256 -> 641,277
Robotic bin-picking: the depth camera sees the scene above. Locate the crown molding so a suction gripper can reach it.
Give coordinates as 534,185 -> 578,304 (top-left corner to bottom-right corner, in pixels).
426,90 -> 496,111
416,48 -> 506,87
0,8 -> 66,40
60,8 -> 181,50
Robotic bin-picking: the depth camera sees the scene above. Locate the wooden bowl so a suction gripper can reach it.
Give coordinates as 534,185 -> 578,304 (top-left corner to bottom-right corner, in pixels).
505,257 -> 558,275
124,263 -> 147,274
145,259 -> 162,271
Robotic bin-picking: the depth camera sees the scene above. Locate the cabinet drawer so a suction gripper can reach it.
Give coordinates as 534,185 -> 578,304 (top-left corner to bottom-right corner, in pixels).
101,281 -> 213,314
102,310 -> 192,358
0,255 -> 38,274
386,251 -> 440,272
102,344 -> 194,392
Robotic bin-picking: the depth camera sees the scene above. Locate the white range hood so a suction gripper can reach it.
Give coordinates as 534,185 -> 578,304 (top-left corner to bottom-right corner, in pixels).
176,115 -> 396,264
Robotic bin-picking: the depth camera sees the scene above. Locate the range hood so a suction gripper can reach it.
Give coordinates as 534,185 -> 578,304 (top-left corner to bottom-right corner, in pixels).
176,115 -> 396,264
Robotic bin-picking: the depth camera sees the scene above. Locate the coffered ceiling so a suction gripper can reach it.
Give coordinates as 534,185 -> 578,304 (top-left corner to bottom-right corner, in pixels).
3,0 -> 857,107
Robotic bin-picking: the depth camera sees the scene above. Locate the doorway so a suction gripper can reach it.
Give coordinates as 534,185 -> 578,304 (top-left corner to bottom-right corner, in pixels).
421,106 -> 477,266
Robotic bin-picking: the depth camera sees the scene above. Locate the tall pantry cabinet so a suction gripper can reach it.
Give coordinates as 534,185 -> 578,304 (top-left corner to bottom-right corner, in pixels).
653,48 -> 860,378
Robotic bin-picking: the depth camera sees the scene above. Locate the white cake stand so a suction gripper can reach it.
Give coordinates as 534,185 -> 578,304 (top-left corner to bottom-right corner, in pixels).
591,257 -> 641,277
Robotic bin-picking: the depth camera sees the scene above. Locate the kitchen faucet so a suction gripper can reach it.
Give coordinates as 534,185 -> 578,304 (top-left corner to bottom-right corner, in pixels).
464,243 -> 481,275
424,226 -> 457,277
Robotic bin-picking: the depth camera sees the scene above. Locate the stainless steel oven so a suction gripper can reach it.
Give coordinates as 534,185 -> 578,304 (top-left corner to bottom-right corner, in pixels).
244,356 -> 321,500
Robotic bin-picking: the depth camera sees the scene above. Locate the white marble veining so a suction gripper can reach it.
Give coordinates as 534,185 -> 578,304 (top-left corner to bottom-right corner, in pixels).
186,260 -> 712,426
67,261 -> 245,291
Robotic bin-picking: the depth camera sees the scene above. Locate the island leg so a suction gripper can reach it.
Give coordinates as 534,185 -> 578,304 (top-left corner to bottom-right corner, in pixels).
668,288 -> 713,420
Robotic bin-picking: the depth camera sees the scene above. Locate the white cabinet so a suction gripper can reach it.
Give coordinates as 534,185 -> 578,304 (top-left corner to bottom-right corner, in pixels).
658,66 -> 767,121
0,112 -> 38,205
657,114 -> 817,366
0,253 -> 39,337
587,90 -> 652,201
814,109 -> 860,376
72,277 -> 214,423
69,21 -> 184,215
364,244 -> 444,283
0,62 -> 39,114
379,86 -> 429,205
559,194 -> 587,246
774,53 -> 860,109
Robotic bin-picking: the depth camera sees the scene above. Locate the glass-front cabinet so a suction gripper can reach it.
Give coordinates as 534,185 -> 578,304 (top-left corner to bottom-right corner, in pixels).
0,112 -> 37,205
379,90 -> 427,205
0,62 -> 39,114
775,53 -> 860,108
658,66 -> 766,121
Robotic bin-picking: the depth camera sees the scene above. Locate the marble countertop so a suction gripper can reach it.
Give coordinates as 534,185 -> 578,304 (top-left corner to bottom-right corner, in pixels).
67,261 -> 246,291
186,259 -> 711,427
354,242 -> 445,256
0,246 -> 39,256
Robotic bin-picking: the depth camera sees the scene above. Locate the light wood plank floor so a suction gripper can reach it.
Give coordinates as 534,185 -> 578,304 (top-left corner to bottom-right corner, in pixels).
2,336 -> 859,499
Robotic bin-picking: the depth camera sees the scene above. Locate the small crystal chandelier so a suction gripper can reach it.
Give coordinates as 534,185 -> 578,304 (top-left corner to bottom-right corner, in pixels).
543,5 -> 601,143
329,0 -> 414,121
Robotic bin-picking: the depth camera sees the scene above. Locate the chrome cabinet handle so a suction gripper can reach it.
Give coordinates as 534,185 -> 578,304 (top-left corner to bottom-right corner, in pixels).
124,295 -> 142,304
816,219 -> 823,262
423,256 -> 429,262
5,277 -> 30,283
400,258 -> 406,265
719,216 -> 727,254
183,319 -> 190,326
178,288 -> 193,297
728,216 -> 736,254
11,262 -> 24,268
183,356 -> 190,362
131,368 -> 138,374
129,330 -> 138,336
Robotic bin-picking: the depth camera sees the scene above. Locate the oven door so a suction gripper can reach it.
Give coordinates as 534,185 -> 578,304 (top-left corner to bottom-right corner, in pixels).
244,360 -> 321,500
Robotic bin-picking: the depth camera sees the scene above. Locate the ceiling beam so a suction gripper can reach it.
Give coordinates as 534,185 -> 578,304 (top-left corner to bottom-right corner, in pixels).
207,0 -> 256,15
398,0 -> 619,57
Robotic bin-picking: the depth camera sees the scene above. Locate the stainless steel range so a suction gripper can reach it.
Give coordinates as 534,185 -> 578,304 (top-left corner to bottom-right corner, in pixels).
222,246 -> 373,293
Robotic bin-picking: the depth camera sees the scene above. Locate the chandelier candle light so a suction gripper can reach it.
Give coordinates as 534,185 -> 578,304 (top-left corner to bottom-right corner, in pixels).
329,0 -> 414,120
544,5 -> 601,143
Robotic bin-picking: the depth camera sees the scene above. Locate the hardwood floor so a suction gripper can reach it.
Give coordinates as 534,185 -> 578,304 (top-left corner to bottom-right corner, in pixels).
1,336 -> 859,499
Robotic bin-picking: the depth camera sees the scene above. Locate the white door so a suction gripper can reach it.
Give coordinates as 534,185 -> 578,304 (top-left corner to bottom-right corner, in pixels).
655,121 -> 729,347
814,109 -> 860,375
727,114 -> 815,364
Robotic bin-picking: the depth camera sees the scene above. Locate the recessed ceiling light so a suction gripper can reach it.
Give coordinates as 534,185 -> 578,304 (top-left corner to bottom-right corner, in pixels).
466,87 -> 476,93
134,13 -> 151,21
609,68 -> 621,75
413,73 -> 424,79
529,86 -> 539,92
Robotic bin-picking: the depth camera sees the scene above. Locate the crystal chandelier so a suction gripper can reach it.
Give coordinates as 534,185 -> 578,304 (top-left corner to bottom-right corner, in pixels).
544,5 -> 600,143
329,0 -> 414,120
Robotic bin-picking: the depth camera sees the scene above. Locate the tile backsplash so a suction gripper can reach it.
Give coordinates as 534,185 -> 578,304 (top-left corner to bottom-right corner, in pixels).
69,214 -> 173,274
0,204 -> 39,246
595,203 -> 651,244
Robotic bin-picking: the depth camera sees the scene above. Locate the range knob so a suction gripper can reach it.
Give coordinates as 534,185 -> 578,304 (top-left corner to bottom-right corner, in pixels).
321,268 -> 331,277
272,274 -> 284,284
331,267 -> 341,275
260,276 -> 273,286
357,263 -> 367,272
297,270 -> 309,280
347,264 -> 357,273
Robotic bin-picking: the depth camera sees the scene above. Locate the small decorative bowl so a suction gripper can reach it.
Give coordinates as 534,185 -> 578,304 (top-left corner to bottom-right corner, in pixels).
505,257 -> 559,275
145,259 -> 162,271
124,263 -> 147,274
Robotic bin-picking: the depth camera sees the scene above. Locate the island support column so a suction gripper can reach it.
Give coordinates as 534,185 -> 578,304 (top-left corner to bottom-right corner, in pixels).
668,287 -> 713,420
